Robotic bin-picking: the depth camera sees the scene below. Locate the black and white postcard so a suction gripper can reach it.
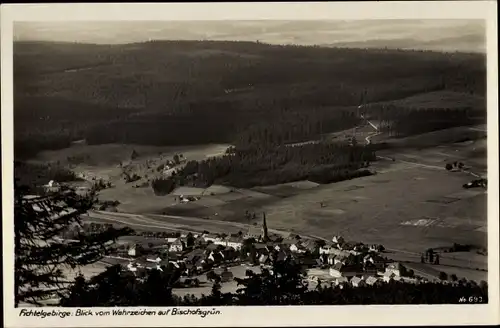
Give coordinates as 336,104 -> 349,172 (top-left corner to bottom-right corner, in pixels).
2,2 -> 498,327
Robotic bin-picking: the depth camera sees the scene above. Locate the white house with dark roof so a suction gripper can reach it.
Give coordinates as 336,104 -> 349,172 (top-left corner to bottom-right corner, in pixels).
226,236 -> 243,250
319,243 -> 336,254
364,275 -> 380,286
386,262 -> 404,277
350,276 -> 366,287
168,238 -> 184,253
289,242 -> 306,253
203,233 -> 220,244
332,235 -> 345,245
333,276 -> 349,287
364,254 -> 386,271
382,271 -> 402,283
127,244 -> 143,257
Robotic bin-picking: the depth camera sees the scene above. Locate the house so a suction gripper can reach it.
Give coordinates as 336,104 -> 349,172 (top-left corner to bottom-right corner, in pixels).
363,261 -> 379,276
401,277 -> 419,284
332,276 -> 349,288
300,239 -> 317,253
208,251 -> 224,264
220,270 -> 234,283
184,263 -> 196,276
194,235 -> 206,246
329,248 -> 352,258
213,238 -> 227,247
386,262 -> 404,277
299,256 -> 318,268
254,243 -> 269,255
363,254 -> 386,271
185,249 -> 204,264
206,243 -> 221,252
128,244 -> 143,257
368,244 -> 384,252
146,256 -> 162,264
195,258 -> 206,272
244,227 -> 261,240
226,236 -> 243,250
364,275 -> 380,286
289,240 -> 308,253
319,243 -> 336,254
259,254 -> 270,264
126,261 -> 141,272
338,241 -> 356,251
168,239 -> 184,253
270,250 -> 288,263
332,235 -> 345,245
350,276 -> 366,287
329,263 -> 361,278
319,253 -> 329,265
382,271 -> 401,283
349,244 -> 366,256
328,252 -> 355,266
222,247 -> 237,261
203,233 -> 220,244
327,254 -> 336,266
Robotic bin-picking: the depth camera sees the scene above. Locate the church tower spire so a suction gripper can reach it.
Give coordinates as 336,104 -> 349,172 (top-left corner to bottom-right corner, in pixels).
262,212 -> 269,242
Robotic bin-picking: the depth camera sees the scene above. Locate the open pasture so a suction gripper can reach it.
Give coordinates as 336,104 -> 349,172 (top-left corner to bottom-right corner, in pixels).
30,143 -> 230,213
252,180 -> 320,198
252,162 -> 486,255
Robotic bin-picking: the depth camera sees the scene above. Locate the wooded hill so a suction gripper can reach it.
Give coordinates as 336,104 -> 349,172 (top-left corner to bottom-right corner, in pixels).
14,40 -> 486,159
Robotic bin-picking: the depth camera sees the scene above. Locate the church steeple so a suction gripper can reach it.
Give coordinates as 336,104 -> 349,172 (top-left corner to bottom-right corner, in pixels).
261,212 -> 269,242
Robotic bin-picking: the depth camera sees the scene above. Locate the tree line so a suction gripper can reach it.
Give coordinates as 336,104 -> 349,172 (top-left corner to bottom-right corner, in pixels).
368,106 -> 485,137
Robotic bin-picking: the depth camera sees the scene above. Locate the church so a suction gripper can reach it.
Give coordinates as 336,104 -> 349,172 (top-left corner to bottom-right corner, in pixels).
244,212 -> 269,242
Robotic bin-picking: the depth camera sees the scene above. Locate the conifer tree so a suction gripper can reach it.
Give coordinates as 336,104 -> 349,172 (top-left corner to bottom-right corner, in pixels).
14,183 -> 131,306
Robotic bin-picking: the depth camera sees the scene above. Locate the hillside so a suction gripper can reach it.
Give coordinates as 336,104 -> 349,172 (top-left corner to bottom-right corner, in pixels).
14,40 -> 486,158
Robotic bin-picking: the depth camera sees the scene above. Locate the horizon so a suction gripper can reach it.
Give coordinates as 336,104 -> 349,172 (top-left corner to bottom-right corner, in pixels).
14,19 -> 486,53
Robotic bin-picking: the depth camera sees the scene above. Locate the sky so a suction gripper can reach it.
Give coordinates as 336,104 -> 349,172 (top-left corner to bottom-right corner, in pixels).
14,20 -> 486,53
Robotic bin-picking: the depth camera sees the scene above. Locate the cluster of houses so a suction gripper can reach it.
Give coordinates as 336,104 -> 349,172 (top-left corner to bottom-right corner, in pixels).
104,212 -> 421,288
313,235 -> 419,288
122,231 -> 245,278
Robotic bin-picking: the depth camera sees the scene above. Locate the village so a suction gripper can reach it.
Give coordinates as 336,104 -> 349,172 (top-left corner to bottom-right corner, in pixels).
61,211 -> 448,293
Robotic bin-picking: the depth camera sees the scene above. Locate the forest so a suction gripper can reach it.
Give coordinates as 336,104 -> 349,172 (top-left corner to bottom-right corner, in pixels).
14,40 -> 486,159
152,141 -> 376,194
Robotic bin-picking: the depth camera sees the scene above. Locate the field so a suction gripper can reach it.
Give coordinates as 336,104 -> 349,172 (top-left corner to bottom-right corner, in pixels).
29,143 -> 231,213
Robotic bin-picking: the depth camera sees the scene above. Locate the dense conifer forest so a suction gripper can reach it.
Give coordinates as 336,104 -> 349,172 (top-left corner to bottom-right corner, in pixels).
14,40 -> 486,159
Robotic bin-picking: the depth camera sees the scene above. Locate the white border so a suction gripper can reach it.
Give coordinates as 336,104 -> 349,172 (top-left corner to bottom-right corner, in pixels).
1,2 -> 499,327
